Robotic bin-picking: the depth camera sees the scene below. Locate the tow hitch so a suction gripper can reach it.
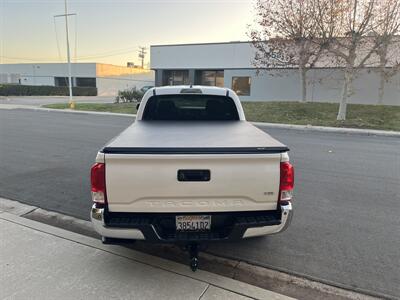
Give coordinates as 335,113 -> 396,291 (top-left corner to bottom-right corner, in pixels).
188,243 -> 199,271
183,243 -> 203,272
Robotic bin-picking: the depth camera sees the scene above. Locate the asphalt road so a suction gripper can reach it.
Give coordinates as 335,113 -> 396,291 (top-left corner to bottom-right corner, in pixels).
0,109 -> 399,298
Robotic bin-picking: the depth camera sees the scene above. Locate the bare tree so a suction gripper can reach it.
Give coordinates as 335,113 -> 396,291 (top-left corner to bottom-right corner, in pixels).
312,0 -> 381,120
249,0 -> 323,102
371,0 -> 400,104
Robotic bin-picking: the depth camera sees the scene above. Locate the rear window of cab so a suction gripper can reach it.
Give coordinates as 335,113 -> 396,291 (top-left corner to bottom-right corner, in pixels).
142,94 -> 239,121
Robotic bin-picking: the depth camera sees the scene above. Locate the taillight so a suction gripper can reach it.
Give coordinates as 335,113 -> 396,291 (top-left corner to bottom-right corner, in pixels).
91,163 -> 106,204
279,161 -> 294,203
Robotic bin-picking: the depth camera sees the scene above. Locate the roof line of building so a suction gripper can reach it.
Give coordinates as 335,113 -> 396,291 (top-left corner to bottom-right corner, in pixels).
0,62 -> 97,65
151,66 -> 394,71
0,62 -> 149,69
151,41 -> 253,48
151,35 -> 400,48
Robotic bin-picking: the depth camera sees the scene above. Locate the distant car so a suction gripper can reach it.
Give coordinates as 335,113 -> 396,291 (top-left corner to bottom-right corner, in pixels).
140,85 -> 154,93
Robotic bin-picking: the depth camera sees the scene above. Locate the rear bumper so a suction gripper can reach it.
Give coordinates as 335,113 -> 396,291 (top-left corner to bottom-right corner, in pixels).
242,202 -> 292,238
91,206 -> 146,240
91,202 -> 293,242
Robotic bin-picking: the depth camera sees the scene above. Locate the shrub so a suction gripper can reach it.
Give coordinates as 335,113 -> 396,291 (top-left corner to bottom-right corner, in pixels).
115,87 -> 144,103
0,84 -> 97,96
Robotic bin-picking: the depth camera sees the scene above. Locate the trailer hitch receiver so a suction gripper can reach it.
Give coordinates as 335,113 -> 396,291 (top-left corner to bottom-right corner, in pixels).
188,243 -> 199,272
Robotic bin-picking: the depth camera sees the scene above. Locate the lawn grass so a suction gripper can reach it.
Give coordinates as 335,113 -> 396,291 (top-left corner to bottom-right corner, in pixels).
44,102 -> 137,114
242,102 -> 400,131
43,101 -> 400,131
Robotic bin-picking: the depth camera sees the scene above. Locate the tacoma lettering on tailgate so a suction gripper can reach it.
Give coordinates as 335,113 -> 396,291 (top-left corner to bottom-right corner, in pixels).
145,199 -> 244,208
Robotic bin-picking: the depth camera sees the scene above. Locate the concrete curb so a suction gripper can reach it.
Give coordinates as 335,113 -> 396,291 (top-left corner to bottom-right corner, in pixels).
0,197 -> 390,300
0,104 -> 135,118
1,103 -> 398,137
252,122 -> 400,137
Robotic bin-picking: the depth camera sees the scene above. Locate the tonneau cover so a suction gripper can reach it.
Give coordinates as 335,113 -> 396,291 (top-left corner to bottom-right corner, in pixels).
103,121 -> 289,154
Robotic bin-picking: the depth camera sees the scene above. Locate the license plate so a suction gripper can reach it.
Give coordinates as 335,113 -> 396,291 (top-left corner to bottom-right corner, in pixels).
176,215 -> 211,231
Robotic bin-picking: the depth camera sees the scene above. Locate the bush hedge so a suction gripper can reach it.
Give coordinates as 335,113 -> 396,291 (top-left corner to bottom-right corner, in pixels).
0,84 -> 97,96
115,87 -> 144,103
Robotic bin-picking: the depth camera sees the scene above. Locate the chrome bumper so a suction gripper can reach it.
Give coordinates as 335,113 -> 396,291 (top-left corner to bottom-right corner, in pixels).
242,202 -> 293,238
91,206 -> 145,240
91,202 -> 293,241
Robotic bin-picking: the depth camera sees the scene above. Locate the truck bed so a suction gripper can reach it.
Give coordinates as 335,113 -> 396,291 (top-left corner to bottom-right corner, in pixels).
102,121 -> 289,213
102,121 -> 289,154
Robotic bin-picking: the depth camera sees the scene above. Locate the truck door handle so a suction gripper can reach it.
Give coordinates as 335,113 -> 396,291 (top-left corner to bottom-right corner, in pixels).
177,170 -> 210,182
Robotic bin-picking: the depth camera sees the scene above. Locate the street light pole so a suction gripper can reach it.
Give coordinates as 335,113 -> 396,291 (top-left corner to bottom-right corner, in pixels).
64,0 -> 73,106
54,0 -> 76,108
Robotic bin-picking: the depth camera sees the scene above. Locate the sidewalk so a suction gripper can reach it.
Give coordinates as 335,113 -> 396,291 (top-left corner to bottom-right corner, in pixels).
0,211 -> 292,300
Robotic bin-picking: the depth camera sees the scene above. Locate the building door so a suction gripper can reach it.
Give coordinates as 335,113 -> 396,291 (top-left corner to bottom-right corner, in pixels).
163,70 -> 189,85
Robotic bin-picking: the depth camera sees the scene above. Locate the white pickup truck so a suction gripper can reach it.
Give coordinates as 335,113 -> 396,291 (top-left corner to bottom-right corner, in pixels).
90,86 -> 294,270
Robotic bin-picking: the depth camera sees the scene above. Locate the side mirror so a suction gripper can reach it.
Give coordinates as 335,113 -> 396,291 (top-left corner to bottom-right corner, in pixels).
136,103 -> 140,110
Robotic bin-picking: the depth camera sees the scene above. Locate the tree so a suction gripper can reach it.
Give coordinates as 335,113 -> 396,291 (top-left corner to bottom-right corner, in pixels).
312,0 -> 381,120
249,0 -> 323,102
371,0 -> 400,104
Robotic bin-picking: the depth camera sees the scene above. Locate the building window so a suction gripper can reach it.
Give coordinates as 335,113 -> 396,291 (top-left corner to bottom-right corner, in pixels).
196,70 -> 224,87
232,77 -> 251,96
76,77 -> 96,87
54,77 -> 69,87
163,70 -> 189,85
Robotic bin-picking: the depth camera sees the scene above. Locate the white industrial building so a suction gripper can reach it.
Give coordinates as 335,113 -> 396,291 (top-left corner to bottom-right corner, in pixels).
150,42 -> 400,105
0,63 -> 154,96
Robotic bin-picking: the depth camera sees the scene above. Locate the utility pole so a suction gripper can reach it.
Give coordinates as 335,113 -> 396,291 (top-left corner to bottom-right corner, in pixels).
54,0 -> 76,108
32,65 -> 36,85
138,46 -> 147,69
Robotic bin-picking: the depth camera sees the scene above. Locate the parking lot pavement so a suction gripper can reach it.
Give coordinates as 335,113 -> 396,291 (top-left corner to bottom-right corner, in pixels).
0,96 -> 114,106
0,211 -> 291,300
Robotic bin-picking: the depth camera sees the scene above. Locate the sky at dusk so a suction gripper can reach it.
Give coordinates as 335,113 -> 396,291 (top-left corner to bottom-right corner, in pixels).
0,0 -> 255,66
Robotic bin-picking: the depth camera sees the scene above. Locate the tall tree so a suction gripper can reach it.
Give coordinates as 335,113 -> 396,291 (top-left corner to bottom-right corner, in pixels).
371,0 -> 400,104
312,0 -> 381,120
249,0 -> 323,102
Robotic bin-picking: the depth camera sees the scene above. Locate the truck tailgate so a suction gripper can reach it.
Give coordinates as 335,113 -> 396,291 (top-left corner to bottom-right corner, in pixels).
105,153 -> 281,213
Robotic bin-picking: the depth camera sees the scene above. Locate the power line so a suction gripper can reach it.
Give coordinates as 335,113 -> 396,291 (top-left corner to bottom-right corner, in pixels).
0,45 -> 145,62
76,46 -> 140,59
76,49 -> 138,60
0,55 -> 63,62
53,16 -> 63,61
